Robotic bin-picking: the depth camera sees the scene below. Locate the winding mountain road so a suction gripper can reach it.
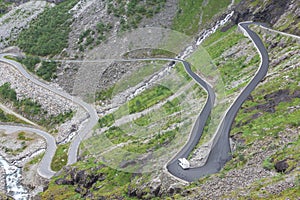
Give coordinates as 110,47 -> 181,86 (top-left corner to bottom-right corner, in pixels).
0,54 -> 99,178
0,21 -> 268,182
167,22 -> 269,182
0,125 -> 56,178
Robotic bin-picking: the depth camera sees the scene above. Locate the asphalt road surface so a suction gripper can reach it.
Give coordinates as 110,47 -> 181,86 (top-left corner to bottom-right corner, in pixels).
167,22 -> 269,182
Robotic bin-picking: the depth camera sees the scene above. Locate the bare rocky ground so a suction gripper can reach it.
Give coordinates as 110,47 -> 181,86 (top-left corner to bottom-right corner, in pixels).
0,1 -> 49,49
22,160 -> 49,198
0,167 -> 5,194
0,129 -> 48,196
0,130 -> 45,167
0,62 -> 77,116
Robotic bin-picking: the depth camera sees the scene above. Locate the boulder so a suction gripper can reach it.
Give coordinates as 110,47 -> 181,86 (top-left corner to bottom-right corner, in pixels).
275,159 -> 289,173
149,177 -> 161,196
168,183 -> 183,195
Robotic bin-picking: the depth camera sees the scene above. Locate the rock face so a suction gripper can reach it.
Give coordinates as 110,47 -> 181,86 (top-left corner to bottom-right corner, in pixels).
55,166 -> 105,197
149,177 -> 162,197
231,0 -> 300,35
244,89 -> 299,113
127,176 -> 177,199
233,0 -> 289,24
275,159 -> 289,173
167,183 -> 182,195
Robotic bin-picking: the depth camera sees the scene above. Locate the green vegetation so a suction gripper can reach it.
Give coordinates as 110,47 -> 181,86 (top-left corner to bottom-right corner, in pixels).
41,9 -> 300,200
0,0 -> 12,17
149,49 -> 177,58
107,0 -> 166,32
211,30 -> 300,198
36,61 -> 58,81
16,0 -> 79,56
112,85 -> 174,120
84,81 -> 201,174
219,56 -> 247,85
104,126 -> 134,145
264,184 -> 300,199
24,152 -> 45,171
123,48 -> 177,59
201,0 -> 231,27
123,129 -> 177,154
0,82 -> 74,128
78,0 -> 167,51
172,0 -> 231,35
78,22 -> 112,51
172,0 -> 204,35
28,152 -> 45,165
17,132 -> 33,141
40,110 -> 74,129
17,55 -> 59,81
43,158 -> 135,199
98,113 -> 114,128
203,26 -> 245,59
128,85 -> 173,114
232,89 -> 300,145
0,83 -> 44,117
0,108 -> 26,124
270,135 -> 300,172
262,157 -> 274,170
96,61 -> 167,101
0,82 -> 17,101
4,142 -> 28,156
95,86 -> 114,101
113,64 -> 161,95
51,143 -> 70,171
162,98 -> 181,115
17,55 -> 40,72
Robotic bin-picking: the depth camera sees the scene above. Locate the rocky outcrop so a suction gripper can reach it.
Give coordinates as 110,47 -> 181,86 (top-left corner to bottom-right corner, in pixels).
275,159 -> 289,173
230,0 -> 300,35
233,0 -> 289,25
55,165 -> 106,197
236,89 -> 300,127
167,183 -> 183,195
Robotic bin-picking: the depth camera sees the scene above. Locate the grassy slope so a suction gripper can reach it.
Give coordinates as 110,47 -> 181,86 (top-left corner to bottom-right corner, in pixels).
51,143 -> 70,171
172,0 -> 231,35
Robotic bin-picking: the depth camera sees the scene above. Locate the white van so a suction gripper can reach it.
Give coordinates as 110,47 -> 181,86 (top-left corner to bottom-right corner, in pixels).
178,158 -> 190,169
